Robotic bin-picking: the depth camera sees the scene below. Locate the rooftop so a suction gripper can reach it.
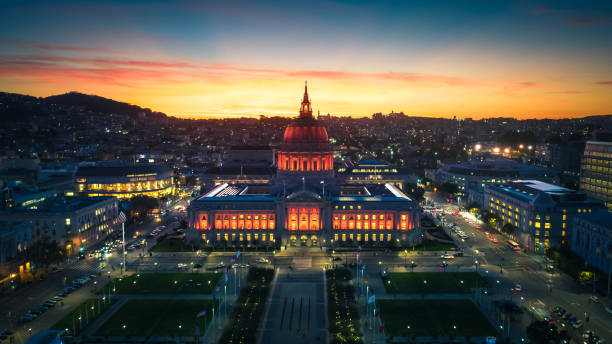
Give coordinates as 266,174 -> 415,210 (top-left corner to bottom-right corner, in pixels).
75,164 -> 172,177
2,196 -> 115,215
577,210 -> 612,229
442,159 -> 550,176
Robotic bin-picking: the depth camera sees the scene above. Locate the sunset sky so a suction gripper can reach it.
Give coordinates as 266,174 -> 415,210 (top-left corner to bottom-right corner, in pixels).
1,0 -> 611,119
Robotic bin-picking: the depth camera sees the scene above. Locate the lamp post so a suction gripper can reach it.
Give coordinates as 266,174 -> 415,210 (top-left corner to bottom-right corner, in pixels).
404,250 -> 407,267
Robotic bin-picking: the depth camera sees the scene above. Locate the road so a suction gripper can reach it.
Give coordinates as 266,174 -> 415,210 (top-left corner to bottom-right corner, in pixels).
2,191 -> 610,343
0,201 -> 188,344
424,191 -> 612,343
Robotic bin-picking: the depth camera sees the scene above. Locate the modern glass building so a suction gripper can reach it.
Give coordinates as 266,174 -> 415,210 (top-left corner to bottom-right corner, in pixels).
580,139 -> 612,211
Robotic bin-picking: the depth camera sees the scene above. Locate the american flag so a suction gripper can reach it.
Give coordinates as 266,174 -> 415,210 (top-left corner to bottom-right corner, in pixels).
118,211 -> 127,223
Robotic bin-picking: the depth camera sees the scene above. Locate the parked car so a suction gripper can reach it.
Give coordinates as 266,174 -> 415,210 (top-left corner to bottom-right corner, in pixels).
19,314 -> 35,323
590,296 -> 599,303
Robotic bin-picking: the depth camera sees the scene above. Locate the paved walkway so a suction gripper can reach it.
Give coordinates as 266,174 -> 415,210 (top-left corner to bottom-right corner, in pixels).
258,266 -> 327,344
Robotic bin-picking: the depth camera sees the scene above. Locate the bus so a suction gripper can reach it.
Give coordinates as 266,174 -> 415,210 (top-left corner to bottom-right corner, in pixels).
506,240 -> 520,251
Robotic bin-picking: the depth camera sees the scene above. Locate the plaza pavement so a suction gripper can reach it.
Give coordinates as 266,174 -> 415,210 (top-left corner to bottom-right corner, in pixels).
258,260 -> 328,344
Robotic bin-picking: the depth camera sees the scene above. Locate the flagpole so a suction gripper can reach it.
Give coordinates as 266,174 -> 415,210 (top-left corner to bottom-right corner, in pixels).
121,222 -> 125,276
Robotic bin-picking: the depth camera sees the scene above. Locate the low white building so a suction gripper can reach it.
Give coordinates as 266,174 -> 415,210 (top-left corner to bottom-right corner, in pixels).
572,211 -> 612,273
484,180 -> 604,253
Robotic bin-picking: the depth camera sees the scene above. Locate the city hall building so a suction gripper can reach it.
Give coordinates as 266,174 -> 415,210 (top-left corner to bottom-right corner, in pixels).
188,84 -> 421,247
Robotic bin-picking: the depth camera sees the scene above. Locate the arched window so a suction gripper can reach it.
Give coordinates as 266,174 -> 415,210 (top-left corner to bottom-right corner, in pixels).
313,160 -> 318,171
322,160 -> 327,170
303,161 -> 308,171
293,160 -> 298,171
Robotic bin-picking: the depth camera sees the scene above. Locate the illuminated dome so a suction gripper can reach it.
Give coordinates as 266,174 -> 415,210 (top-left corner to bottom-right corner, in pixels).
277,83 -> 333,176
282,117 -> 329,146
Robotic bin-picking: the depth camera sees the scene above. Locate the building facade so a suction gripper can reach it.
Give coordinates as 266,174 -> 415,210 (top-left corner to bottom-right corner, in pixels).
337,159 -> 416,190
0,196 -> 120,256
580,140 -> 612,211
75,163 -> 174,199
426,159 -> 554,206
484,180 -> 603,253
188,85 -> 421,248
0,220 -> 32,269
571,211 -> 612,273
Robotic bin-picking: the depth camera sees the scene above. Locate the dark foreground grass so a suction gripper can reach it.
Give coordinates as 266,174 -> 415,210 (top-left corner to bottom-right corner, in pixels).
99,273 -> 221,294
382,272 -> 487,294
377,299 -> 497,338
50,298 -> 116,336
95,299 -> 214,337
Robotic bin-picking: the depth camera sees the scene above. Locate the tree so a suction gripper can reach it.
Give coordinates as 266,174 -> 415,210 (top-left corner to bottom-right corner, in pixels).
578,271 -> 596,286
440,182 -> 459,196
128,195 -> 158,218
526,320 -> 560,344
501,223 -> 515,235
404,183 -> 425,201
21,236 -> 65,270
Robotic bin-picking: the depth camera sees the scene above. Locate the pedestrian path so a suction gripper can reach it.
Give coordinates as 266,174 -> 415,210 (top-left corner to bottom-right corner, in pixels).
259,268 -> 327,344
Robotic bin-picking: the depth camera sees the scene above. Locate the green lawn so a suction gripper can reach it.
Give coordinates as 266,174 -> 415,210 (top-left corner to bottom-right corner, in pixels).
95,299 -> 214,336
50,298 -> 116,336
100,273 -> 222,294
382,272 -> 487,294
377,299 -> 497,338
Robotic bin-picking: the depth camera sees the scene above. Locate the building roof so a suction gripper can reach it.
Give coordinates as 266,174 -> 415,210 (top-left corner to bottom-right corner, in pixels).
205,166 -> 275,175
2,196 -> 115,215
75,164 -> 172,178
576,210 -> 612,229
337,159 -> 412,175
487,180 -> 603,207
441,159 -> 550,177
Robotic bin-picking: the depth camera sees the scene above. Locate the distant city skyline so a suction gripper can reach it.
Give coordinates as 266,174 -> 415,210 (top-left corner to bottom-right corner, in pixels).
1,0 -> 611,119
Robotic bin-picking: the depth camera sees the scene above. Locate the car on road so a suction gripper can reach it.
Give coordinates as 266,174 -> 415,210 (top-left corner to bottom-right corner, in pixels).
439,261 -> 448,268
197,253 -> 208,258
193,263 -> 203,268
511,284 -> 522,292
441,254 -> 454,259
254,257 -> 270,264
553,306 -> 566,316
572,319 -> 583,329
606,306 -> 612,314
589,296 -> 599,303
453,252 -> 463,257
177,263 -> 189,270
216,262 -> 226,268
19,314 -> 36,323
